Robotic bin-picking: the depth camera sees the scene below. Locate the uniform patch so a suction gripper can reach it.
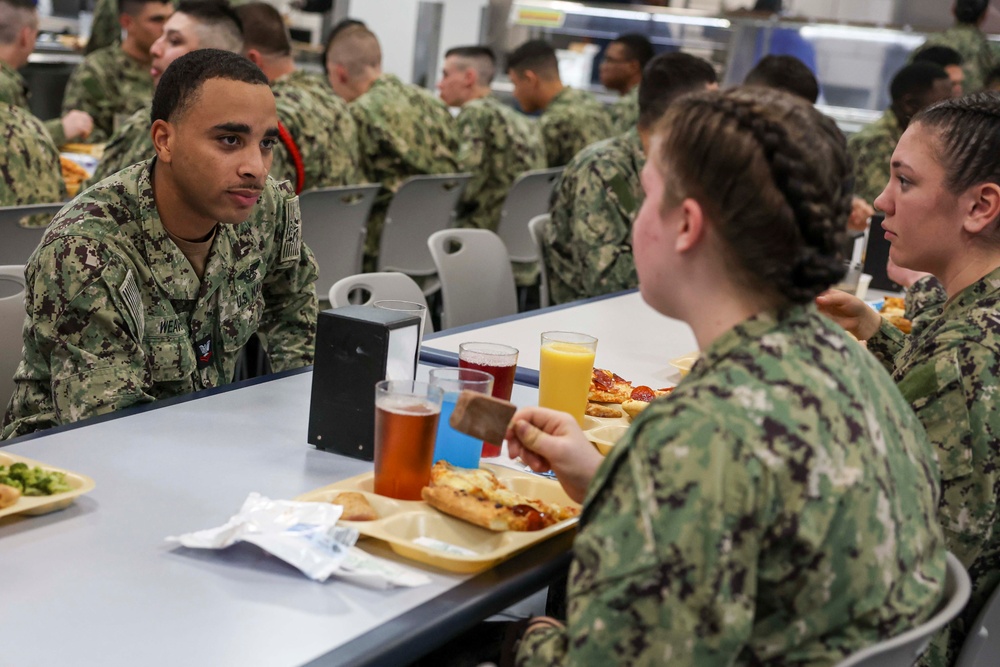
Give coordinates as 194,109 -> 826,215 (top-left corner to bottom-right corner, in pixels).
281,196 -> 302,264
195,335 -> 214,369
119,269 -> 144,342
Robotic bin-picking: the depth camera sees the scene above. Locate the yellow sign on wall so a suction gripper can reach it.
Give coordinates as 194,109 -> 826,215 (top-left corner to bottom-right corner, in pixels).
513,7 -> 566,28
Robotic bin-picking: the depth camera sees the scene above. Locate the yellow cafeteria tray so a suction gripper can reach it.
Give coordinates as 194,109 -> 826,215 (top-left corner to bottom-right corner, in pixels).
296,464 -> 579,574
0,452 -> 96,519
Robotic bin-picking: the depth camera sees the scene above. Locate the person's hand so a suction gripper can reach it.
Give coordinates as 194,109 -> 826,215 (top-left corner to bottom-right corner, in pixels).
886,258 -> 931,288
505,406 -> 603,504
61,110 -> 94,141
848,196 -> 874,233
815,289 -> 882,340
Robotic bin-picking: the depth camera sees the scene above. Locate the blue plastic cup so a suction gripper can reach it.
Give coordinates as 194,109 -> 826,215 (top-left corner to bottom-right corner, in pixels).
428,367 -> 494,469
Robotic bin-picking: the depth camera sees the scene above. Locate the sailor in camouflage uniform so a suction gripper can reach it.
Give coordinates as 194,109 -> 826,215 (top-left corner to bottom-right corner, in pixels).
920,0 -> 997,93
848,62 -> 951,205
326,25 -> 458,269
507,40 -> 612,168
62,0 -> 172,142
545,53 -> 716,305
1,50 -> 318,440
237,3 -> 360,193
90,1 -> 244,183
0,103 -> 66,207
599,34 -> 652,135
820,92 -> 1000,667
506,87 -> 947,667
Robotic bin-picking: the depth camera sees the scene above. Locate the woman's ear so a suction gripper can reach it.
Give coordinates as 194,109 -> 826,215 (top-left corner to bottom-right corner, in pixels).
675,198 -> 705,253
963,182 -> 1000,235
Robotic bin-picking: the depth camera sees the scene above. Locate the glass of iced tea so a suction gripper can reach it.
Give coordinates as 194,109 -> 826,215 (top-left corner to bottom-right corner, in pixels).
458,342 -> 518,457
373,380 -> 444,500
428,367 -> 494,469
538,331 -> 597,426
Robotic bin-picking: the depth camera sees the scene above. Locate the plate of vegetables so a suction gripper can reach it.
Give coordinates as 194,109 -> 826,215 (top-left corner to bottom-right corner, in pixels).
0,453 -> 95,518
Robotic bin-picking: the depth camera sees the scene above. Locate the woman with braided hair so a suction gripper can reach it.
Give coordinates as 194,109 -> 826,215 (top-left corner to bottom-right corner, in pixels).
819,92 -> 1000,665
502,86 -> 946,666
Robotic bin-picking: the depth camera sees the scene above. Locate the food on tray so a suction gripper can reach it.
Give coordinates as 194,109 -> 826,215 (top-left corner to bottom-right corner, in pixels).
0,483 -> 21,509
332,492 -> 378,521
588,368 -> 633,403
586,403 -> 623,418
60,155 -> 89,196
621,386 -> 674,419
421,461 -> 579,532
879,297 -> 912,334
0,462 -> 72,496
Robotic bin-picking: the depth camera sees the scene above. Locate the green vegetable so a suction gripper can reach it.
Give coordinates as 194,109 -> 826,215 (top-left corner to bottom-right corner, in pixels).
0,462 -> 72,496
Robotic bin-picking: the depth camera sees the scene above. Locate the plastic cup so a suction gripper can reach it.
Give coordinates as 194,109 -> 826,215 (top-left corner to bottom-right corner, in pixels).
428,367 -> 494,469
538,331 -> 597,426
373,300 -> 427,344
458,342 -> 519,457
373,380 -> 443,500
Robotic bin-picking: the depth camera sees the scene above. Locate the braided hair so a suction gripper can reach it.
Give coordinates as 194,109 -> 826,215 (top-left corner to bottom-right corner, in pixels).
912,92 -> 1000,196
654,87 -> 850,304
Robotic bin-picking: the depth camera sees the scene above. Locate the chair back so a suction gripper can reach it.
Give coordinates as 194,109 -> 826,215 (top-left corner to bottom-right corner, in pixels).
377,173 -> 471,282
328,272 -> 434,334
0,203 -> 64,266
496,167 -> 562,263
527,214 -> 552,309
0,265 -> 26,410
427,229 -> 517,330
954,578 -> 1000,667
835,552 -> 971,667
299,184 -> 380,302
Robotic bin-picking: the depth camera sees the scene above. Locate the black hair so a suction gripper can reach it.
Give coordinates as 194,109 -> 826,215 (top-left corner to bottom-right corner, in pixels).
912,92 -> 1000,196
955,0 -> 989,24
175,0 -> 242,34
912,45 -> 964,68
638,52 -> 717,129
506,39 -> 558,77
890,62 -> 950,104
118,0 -> 167,17
611,33 -> 654,70
445,45 -> 495,64
151,48 -> 268,123
235,2 -> 291,57
744,55 -> 819,103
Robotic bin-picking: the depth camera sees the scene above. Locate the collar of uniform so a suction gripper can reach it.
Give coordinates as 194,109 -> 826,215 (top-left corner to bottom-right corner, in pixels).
370,72 -> 401,93
941,264 -> 1000,316
0,60 -> 28,96
548,86 -> 573,110
623,126 -> 644,162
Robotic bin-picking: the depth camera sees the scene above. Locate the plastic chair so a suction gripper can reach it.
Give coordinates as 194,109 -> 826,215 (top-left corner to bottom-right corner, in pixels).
427,229 -> 518,330
955,579 -> 1000,667
835,552 -> 971,667
528,213 -> 552,309
328,271 -> 434,334
0,265 -> 26,410
377,173 -> 472,296
495,167 -> 562,263
299,184 -> 380,303
0,203 -> 64,266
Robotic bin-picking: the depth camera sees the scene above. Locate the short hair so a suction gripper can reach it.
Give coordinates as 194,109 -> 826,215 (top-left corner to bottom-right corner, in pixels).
444,45 -> 496,85
151,48 -> 268,123
506,39 -> 559,79
118,0 -> 167,17
324,25 -> 381,79
235,2 -> 291,57
0,0 -> 37,45
611,33 -> 654,70
175,0 -> 244,53
955,0 -> 989,24
912,45 -> 964,68
890,62 -> 950,104
322,18 -> 366,76
638,52 -> 717,129
744,55 -> 819,103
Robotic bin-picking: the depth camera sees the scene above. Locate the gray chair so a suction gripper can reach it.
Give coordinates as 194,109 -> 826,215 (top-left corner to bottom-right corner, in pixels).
299,184 -> 380,303
328,271 -> 434,334
427,229 -> 517,330
495,167 -> 562,264
0,265 -> 26,410
955,579 -> 1000,667
528,213 -> 552,309
0,203 -> 64,266
377,173 -> 471,296
835,552 -> 971,667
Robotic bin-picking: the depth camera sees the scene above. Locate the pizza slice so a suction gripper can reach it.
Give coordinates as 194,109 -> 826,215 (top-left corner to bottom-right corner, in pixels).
421,461 -> 580,532
621,385 -> 674,419
588,368 -> 633,404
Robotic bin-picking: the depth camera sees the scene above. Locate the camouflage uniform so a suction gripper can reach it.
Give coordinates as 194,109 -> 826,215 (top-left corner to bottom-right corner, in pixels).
609,86 -> 639,135
539,87 -> 613,168
0,61 -> 67,146
921,24 -> 998,94
518,305 -> 947,666
351,73 -> 459,266
85,0 -> 121,55
90,106 -> 153,182
1,159 -> 319,439
62,45 -> 154,142
867,266 -> 1000,666
271,69 -> 361,192
0,103 -> 66,208
454,95 -> 545,232
545,129 -> 643,305
847,108 -> 901,206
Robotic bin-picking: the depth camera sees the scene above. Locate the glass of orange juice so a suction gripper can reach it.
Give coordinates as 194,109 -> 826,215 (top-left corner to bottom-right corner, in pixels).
538,331 -> 597,425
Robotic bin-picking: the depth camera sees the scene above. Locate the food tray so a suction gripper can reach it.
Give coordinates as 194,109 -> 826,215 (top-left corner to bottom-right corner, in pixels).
669,352 -> 699,377
582,409 -> 631,456
0,452 -> 96,519
295,464 -> 580,574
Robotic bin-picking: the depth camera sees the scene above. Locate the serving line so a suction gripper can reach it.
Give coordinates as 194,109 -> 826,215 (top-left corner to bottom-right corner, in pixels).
0,366 -> 569,667
422,289 -> 699,388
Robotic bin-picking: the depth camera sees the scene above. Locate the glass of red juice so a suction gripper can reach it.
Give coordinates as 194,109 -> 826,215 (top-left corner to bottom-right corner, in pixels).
373,380 -> 443,500
457,342 -> 518,457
